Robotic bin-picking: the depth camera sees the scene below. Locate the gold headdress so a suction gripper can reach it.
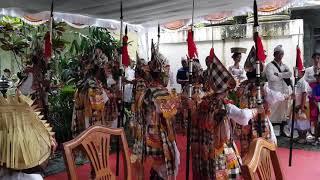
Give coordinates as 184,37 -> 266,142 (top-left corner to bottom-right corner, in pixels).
148,39 -> 170,85
0,95 -> 54,170
149,39 -> 168,73
135,51 -> 146,70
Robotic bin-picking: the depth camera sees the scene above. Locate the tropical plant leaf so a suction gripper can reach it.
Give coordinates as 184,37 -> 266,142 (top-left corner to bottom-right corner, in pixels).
0,38 -> 8,45
0,44 -> 11,51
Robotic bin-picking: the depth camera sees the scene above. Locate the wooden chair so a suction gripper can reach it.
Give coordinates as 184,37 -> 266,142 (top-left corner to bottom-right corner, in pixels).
63,125 -> 132,180
241,138 -> 284,180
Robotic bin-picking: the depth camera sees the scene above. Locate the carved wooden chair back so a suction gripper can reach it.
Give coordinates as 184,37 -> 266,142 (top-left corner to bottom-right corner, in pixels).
63,125 -> 132,180
241,138 -> 284,180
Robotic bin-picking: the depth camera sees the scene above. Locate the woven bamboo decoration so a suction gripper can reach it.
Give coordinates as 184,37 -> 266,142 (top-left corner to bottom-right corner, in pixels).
0,95 -> 54,170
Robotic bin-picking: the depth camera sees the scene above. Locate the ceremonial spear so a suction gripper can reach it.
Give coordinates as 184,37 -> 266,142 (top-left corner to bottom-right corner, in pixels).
43,0 -> 54,120
289,28 -> 303,166
44,0 -> 54,61
186,0 -> 196,179
209,21 -> 215,62
253,0 -> 265,137
157,24 -> 160,49
49,0 -> 53,49
211,21 -> 214,49
116,0 -> 124,176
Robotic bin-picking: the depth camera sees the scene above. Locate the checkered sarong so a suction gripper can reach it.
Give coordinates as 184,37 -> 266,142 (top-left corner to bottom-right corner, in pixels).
160,130 -> 175,175
244,46 -> 256,69
251,117 -> 270,140
229,167 -> 241,180
205,55 -> 236,93
145,128 -> 176,176
191,125 -> 215,179
146,145 -> 164,157
143,87 -> 177,176
191,97 -> 242,180
236,82 -> 272,156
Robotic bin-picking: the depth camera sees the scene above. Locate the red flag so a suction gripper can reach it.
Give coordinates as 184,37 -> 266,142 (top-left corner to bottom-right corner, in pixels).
44,32 -> 52,61
187,29 -> 198,59
209,48 -> 214,63
254,33 -> 266,63
296,46 -> 303,72
122,35 -> 130,67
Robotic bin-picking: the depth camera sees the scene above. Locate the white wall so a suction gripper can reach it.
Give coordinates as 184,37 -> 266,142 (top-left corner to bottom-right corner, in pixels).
147,19 -> 304,92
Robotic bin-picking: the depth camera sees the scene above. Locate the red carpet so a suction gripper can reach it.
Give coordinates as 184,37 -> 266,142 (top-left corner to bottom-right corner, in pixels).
46,135 -> 320,180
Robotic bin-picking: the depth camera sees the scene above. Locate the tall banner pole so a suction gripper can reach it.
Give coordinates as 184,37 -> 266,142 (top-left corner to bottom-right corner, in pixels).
211,21 -> 214,48
116,0 -> 124,176
289,28 -> 301,166
157,24 -> 160,48
186,0 -> 195,179
43,0 -> 54,120
253,0 -> 263,137
50,0 -> 53,46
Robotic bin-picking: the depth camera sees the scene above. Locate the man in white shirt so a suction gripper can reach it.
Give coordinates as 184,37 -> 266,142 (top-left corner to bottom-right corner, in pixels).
304,52 -> 320,141
123,61 -> 135,127
304,52 -> 320,83
265,45 -> 292,136
167,68 -> 175,90
124,61 -> 135,104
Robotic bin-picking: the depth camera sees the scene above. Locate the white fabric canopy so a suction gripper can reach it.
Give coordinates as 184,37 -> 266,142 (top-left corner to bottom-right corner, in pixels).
0,0 -> 307,27
0,0 -> 310,60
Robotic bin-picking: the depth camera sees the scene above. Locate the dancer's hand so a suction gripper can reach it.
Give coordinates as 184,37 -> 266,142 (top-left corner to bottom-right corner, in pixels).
187,99 -> 197,114
236,87 -> 244,97
258,105 -> 265,114
50,137 -> 57,154
263,101 -> 269,111
252,105 -> 266,120
187,99 -> 194,109
300,105 -> 307,113
285,93 -> 294,100
39,137 -> 57,169
116,89 -> 123,99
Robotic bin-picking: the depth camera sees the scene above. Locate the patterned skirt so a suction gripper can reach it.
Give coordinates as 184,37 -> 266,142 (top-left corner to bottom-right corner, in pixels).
192,142 -> 241,180
146,129 -> 177,177
191,124 -> 241,180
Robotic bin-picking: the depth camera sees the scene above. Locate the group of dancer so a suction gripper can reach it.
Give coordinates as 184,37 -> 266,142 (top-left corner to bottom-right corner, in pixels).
2,24 -> 316,180
128,42 -> 320,179
2,36 -> 317,180
1,32 -> 319,180
125,39 -> 300,179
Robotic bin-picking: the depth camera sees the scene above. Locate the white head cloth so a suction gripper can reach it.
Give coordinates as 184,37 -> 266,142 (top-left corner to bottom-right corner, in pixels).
274,45 -> 284,53
181,57 -> 187,61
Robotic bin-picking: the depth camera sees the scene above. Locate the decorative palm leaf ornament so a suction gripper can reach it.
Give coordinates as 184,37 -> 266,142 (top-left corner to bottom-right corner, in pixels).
0,95 -> 54,170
